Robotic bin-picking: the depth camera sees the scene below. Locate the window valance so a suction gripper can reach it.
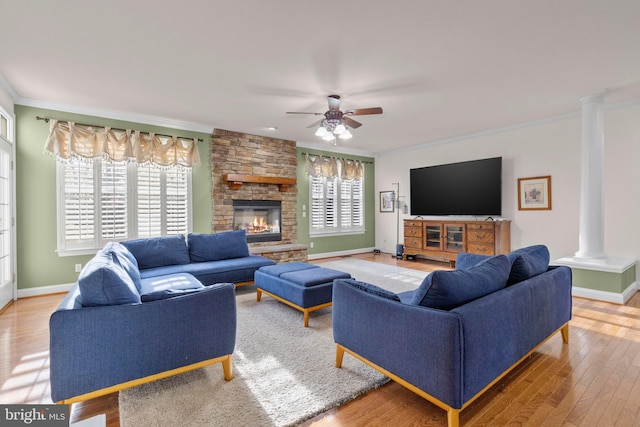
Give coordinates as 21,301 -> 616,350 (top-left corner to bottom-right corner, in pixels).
44,120 -> 201,168
305,154 -> 364,180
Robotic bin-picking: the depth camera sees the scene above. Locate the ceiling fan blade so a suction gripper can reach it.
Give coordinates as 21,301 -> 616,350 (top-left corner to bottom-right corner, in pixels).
286,111 -> 324,115
343,116 -> 362,129
345,107 -> 383,116
306,119 -> 324,128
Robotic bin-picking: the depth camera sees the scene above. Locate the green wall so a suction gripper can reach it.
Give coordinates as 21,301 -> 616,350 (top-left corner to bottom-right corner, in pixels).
295,147 -> 376,256
15,105 -> 376,290
15,105 -> 213,290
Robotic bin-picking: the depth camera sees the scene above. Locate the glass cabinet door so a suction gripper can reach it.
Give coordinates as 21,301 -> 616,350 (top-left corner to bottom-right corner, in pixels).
444,224 -> 465,252
424,224 -> 443,250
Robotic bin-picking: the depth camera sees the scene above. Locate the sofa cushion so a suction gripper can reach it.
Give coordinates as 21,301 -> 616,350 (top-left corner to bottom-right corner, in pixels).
121,235 -> 190,269
140,273 -> 207,302
102,241 -> 142,292
78,250 -> 141,307
337,278 -> 401,302
455,252 -> 491,270
258,262 -> 319,277
507,245 -> 550,285
140,272 -> 204,295
456,245 -> 550,286
188,230 -> 250,262
140,287 -> 209,302
411,255 -> 510,310
280,267 -> 351,288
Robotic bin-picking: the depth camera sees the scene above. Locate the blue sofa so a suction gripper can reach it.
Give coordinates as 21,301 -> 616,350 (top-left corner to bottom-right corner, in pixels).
332,245 -> 572,427
49,230 -> 274,403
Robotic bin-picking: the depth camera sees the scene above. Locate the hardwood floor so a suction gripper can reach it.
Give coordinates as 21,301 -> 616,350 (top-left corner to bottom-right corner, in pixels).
1,252 -> 639,426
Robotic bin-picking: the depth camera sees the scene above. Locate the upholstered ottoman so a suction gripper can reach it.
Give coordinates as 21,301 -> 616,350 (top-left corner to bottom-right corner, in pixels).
255,262 -> 351,327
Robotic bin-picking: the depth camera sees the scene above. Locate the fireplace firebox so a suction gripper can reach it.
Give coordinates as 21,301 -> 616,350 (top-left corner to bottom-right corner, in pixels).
232,200 -> 282,243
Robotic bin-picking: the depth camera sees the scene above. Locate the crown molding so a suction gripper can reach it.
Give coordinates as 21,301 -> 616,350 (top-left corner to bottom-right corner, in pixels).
378,97 -> 640,157
15,97 -> 214,135
0,72 -> 19,103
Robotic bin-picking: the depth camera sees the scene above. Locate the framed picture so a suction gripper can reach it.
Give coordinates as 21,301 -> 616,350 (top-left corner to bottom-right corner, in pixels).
518,176 -> 552,210
380,191 -> 395,212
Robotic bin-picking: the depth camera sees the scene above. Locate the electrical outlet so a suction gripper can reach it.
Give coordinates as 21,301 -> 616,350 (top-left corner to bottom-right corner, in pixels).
75,264 -> 82,273
310,242 -> 314,248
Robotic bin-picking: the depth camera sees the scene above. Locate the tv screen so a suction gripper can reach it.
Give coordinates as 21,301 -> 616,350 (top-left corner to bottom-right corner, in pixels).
410,157 -> 502,216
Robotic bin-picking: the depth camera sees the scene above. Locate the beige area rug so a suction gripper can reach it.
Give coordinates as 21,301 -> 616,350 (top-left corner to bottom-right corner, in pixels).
119,259 -> 426,426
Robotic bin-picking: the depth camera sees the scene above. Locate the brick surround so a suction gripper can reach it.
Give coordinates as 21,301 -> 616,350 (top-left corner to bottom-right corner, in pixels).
211,129 -> 306,261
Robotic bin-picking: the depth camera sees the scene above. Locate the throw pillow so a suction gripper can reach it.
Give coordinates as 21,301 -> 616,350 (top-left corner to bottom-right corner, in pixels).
507,245 -> 550,285
187,230 -> 250,262
102,241 -> 142,292
411,255 -> 510,310
78,250 -> 141,307
336,278 -> 401,301
121,235 -> 190,269
455,245 -> 551,286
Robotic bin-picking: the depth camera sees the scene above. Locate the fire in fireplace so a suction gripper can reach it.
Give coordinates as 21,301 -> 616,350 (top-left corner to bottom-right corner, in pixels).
232,200 -> 282,243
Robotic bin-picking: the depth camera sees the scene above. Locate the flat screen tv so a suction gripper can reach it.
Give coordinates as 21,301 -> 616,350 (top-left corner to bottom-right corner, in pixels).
410,157 -> 502,216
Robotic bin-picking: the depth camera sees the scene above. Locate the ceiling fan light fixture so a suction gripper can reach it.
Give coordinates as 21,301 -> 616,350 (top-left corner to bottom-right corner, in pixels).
287,94 -> 382,144
315,126 -> 327,137
322,132 -> 335,141
339,129 -> 352,140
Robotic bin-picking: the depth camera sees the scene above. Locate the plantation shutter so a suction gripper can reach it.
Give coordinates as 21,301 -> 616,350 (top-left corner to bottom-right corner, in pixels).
137,166 -> 163,238
340,180 -> 352,228
352,178 -> 364,227
100,162 -> 128,239
166,168 -> 190,235
310,175 -> 326,229
325,177 -> 337,229
63,160 -> 95,244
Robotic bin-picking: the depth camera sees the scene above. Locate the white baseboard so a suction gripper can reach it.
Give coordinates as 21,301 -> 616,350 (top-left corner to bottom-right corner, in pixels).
572,281 -> 638,304
18,283 -> 75,299
307,247 -> 376,260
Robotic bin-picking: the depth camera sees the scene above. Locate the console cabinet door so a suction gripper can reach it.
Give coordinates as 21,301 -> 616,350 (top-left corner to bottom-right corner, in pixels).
444,223 -> 466,253
423,223 -> 444,252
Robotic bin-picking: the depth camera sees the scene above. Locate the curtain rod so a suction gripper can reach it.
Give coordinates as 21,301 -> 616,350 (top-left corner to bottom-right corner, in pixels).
36,116 -> 204,142
301,151 -> 373,164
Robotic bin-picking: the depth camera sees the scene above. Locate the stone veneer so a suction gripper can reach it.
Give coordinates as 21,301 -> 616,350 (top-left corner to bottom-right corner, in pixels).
211,129 -> 307,262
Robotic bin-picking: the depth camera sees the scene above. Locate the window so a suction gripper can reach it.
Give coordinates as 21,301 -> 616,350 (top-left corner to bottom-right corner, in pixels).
309,160 -> 364,236
57,158 -> 192,255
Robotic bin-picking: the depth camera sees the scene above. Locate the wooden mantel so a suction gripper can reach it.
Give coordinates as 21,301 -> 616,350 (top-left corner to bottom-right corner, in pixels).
222,174 -> 296,192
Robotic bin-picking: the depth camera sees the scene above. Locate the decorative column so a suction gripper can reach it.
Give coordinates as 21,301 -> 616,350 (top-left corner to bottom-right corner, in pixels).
574,93 -> 606,260
555,92 -> 637,304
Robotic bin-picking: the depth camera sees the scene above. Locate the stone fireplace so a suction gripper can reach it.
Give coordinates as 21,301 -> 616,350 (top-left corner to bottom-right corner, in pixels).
211,129 -> 307,262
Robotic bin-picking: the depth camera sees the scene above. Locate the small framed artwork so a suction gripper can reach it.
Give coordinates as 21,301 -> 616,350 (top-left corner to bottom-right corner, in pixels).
380,191 -> 395,212
518,176 -> 552,210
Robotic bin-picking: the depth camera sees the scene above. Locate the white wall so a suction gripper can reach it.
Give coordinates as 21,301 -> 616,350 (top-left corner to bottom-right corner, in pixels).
375,104 -> 640,264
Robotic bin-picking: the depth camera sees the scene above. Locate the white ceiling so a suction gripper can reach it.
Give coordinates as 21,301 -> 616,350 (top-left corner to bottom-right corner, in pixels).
1,1 -> 639,156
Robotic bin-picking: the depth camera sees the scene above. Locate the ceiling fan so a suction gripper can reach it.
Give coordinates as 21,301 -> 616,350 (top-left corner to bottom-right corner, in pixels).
287,95 -> 383,142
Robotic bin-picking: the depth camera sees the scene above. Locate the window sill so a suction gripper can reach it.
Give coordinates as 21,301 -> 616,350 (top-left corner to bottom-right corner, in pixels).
56,248 -> 100,257
309,230 -> 365,238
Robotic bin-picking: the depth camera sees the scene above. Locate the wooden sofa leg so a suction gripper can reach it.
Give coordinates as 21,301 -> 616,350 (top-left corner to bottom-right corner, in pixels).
256,289 -> 262,302
222,355 -> 233,381
447,408 -> 460,427
561,323 -> 569,344
335,345 -> 345,368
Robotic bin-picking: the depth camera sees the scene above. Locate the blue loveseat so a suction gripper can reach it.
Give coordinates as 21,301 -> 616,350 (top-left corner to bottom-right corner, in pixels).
49,230 -> 275,403
332,245 -> 572,427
